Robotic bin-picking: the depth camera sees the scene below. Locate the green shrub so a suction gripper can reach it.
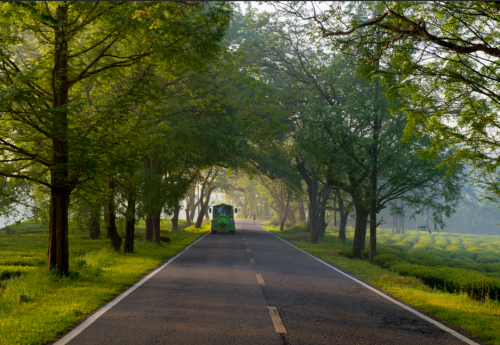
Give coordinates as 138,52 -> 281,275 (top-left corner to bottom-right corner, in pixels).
337,248 -> 354,259
373,254 -> 402,269
391,263 -> 500,301
391,241 -> 413,251
448,249 -> 475,260
0,266 -> 37,281
269,217 -> 281,227
412,243 -> 428,250
4,226 -> 15,235
286,221 -> 308,233
160,235 -> 171,243
479,263 -> 500,275
476,253 -> 500,264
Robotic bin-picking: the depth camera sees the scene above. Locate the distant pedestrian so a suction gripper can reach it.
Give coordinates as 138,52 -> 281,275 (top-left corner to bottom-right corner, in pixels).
252,214 -> 256,223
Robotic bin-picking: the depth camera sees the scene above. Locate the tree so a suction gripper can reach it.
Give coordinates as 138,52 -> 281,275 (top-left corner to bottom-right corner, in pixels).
239,9 -> 464,259
0,1 -> 232,274
275,1 -> 500,201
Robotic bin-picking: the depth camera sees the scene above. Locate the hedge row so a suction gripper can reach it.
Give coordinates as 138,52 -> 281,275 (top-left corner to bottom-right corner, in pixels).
0,266 -> 37,281
391,263 -> 500,301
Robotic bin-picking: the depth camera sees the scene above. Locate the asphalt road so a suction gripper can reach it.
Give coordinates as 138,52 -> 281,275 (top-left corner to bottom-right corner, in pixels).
63,220 -> 468,345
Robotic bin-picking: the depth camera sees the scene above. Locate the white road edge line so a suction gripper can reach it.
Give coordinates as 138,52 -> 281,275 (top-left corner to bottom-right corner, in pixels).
258,224 -> 479,345
54,232 -> 210,345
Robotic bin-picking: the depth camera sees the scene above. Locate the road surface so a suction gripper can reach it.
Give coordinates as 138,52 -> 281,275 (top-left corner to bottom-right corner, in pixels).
60,220 -> 470,345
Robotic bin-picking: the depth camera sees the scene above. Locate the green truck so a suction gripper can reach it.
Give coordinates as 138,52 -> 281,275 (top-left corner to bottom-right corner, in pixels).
210,204 -> 237,234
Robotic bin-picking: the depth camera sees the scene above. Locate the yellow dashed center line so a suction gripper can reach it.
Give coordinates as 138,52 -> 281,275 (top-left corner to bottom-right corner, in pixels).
247,248 -> 251,252
249,258 -> 256,264
255,273 -> 265,285
268,307 -> 286,333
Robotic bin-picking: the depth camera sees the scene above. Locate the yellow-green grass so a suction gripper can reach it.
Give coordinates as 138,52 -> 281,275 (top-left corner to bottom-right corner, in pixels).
0,220 -> 209,345
261,222 -> 500,345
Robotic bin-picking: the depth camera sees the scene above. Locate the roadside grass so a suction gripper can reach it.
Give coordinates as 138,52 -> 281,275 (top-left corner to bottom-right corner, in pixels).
0,219 -> 209,345
261,222 -> 500,345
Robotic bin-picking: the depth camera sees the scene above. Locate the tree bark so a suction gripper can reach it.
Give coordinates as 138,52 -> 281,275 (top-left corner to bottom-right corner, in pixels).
337,193 -> 348,243
89,204 -> 101,240
339,209 -> 348,243
123,192 -> 135,253
103,202 -> 109,239
153,211 -> 161,244
106,178 -> 122,252
298,198 -> 306,222
172,205 -> 180,231
195,188 -> 213,228
369,194 -> 377,263
400,202 -> 405,234
145,215 -> 153,240
47,5 -> 71,274
318,203 -> 328,239
280,196 -> 290,231
185,187 -> 194,226
352,200 -> 368,259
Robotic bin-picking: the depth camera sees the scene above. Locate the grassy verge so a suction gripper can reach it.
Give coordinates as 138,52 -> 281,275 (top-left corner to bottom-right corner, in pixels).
261,222 -> 500,345
0,220 -> 209,345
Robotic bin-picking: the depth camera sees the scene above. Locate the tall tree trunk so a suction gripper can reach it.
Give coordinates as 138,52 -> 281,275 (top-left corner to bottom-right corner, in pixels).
89,204 -> 101,240
103,201 -> 109,239
185,187 -> 195,226
172,205 -> 180,231
153,210 -> 161,243
369,194 -> 377,263
392,212 -> 396,234
123,192 -> 136,253
400,201 -> 405,234
106,178 -> 122,252
280,197 -> 290,231
145,215 -> 153,240
339,210 -> 348,243
298,198 -> 306,222
47,5 -> 70,274
337,193 -> 347,242
205,205 -> 210,220
189,192 -> 198,222
318,203 -> 328,239
309,174 -> 319,243
195,188 -> 213,228
185,203 -> 191,226
288,205 -> 297,224
334,195 -> 337,227
352,200 -> 368,259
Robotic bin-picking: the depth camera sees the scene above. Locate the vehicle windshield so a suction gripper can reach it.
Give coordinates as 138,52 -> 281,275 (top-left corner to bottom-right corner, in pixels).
214,205 -> 232,217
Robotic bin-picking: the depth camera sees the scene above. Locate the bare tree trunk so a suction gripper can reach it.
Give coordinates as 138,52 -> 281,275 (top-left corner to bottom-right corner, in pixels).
280,197 -> 290,231
352,199 -> 368,259
123,192 -> 135,253
339,210 -> 348,243
185,188 -> 194,226
196,188 -> 213,228
47,5 -> 70,274
172,205 -> 180,231
392,212 -> 396,234
318,203 -> 328,239
145,214 -> 153,240
106,178 -> 122,252
153,211 -> 161,243
89,204 -> 101,240
369,173 -> 378,263
334,195 -> 337,227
